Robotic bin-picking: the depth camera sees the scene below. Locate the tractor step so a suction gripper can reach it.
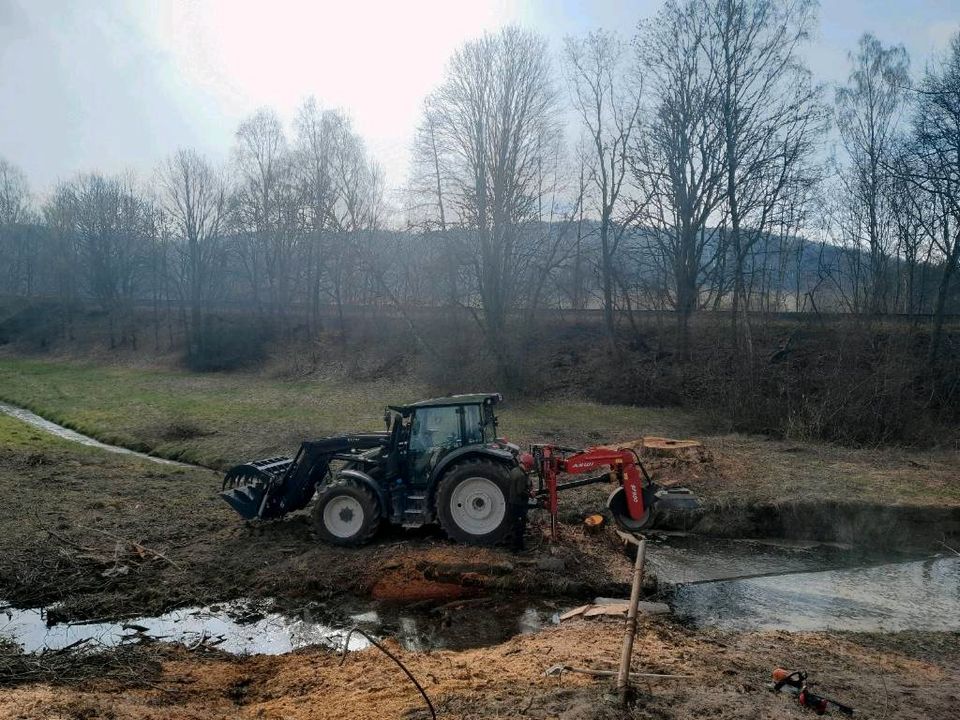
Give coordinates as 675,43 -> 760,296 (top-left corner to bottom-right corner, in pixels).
400,493 -> 430,527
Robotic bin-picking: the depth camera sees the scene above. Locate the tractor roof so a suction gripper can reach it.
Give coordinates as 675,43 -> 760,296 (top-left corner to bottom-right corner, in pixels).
389,393 -> 501,413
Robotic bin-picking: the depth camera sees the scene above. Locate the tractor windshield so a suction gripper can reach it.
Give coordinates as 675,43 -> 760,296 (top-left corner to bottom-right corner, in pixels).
410,403 -> 496,451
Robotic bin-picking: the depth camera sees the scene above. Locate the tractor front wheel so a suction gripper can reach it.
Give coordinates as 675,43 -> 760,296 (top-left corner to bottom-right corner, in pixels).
312,479 -> 381,547
436,459 -> 517,545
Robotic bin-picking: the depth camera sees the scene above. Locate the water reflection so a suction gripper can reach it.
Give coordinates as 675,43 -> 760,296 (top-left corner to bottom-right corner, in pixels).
0,598 -> 558,656
671,556 -> 960,632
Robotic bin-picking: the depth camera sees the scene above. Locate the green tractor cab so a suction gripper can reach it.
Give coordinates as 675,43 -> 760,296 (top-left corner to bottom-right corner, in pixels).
220,393 -> 528,546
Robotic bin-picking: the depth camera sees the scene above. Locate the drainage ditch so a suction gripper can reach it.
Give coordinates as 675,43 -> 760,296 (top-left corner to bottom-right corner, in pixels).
0,402 -> 194,467
3,541 -> 956,657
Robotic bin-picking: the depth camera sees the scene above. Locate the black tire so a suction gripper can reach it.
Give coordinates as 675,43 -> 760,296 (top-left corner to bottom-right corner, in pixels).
436,459 -> 519,546
607,486 -> 653,532
312,478 -> 381,547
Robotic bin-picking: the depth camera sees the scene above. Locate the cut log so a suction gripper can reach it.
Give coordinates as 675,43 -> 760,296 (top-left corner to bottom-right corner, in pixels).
565,602 -> 672,620
598,437 -> 703,457
593,598 -> 671,615
584,604 -> 629,617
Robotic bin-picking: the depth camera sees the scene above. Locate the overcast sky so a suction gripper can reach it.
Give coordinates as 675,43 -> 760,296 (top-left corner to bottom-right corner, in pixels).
2,0 -> 958,198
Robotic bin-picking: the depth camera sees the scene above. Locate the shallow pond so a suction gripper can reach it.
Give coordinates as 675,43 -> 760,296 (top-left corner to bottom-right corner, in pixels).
668,555 -> 960,632
0,597 -> 559,656
645,535 -> 960,632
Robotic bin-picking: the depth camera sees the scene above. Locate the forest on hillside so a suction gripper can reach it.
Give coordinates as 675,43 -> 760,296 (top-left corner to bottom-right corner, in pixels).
1,0 -> 958,445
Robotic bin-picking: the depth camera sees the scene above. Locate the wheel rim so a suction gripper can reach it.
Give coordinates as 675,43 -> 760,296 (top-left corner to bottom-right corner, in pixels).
323,495 -> 364,538
449,477 -> 506,536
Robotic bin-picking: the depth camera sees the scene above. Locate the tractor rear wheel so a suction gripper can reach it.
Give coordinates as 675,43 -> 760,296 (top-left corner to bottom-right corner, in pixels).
436,459 -> 517,546
312,478 -> 381,547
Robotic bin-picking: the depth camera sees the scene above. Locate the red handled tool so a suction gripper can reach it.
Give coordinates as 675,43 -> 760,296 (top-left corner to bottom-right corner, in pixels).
771,668 -> 855,716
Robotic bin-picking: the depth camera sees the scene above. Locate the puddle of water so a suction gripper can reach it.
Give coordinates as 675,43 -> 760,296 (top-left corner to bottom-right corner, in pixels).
0,600 -> 371,655
669,556 -> 960,632
0,598 -> 558,656
0,402 -> 190,467
383,602 -> 558,652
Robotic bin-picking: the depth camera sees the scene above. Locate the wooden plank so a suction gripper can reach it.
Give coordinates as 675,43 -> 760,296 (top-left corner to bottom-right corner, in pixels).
558,604 -> 590,622
576,602 -> 671,618
585,604 -> 629,617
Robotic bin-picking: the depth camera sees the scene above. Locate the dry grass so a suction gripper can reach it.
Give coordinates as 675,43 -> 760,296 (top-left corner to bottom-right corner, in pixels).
0,357 -> 956,506
1,620 -> 957,720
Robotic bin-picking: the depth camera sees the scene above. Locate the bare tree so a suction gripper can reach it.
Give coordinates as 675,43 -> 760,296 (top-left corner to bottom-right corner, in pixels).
327,114 -> 384,332
701,0 -> 825,346
0,158 -> 30,226
907,32 -> 960,366
232,108 -> 299,321
0,158 -> 34,295
564,29 -> 643,346
632,0 -> 726,354
887,148 -> 931,315
835,34 -> 911,314
410,98 -> 462,307
423,26 -> 560,363
159,148 -> 228,359
294,98 -> 341,333
63,173 -> 151,347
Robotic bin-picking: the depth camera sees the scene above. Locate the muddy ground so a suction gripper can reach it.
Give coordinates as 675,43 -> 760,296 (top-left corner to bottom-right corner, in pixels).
2,618 -> 958,719
2,403 -> 959,718
0,412 -> 636,622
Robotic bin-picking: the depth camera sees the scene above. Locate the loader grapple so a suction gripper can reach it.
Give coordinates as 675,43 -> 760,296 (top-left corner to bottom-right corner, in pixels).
221,456 -> 294,519
219,433 -> 388,520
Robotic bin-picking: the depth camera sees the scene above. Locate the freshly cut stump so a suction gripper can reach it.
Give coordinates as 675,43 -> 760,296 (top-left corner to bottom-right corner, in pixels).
584,514 -> 606,533
640,436 -> 702,457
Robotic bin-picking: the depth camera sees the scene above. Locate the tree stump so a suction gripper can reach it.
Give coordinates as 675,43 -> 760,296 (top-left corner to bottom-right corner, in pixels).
640,436 -> 702,458
583,513 -> 606,533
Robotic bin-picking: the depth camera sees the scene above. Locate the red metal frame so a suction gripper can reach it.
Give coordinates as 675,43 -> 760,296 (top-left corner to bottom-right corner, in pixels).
533,445 -> 647,538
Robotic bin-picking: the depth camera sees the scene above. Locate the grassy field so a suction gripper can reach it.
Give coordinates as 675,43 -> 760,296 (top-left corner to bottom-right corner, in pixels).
1,361 -> 958,720
0,356 -> 957,507
0,357 -> 700,467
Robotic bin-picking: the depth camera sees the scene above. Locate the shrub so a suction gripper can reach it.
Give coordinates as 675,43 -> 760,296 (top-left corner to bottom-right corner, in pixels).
184,315 -> 274,372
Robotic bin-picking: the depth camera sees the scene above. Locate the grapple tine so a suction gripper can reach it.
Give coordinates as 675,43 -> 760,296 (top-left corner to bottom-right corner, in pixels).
219,456 -> 298,520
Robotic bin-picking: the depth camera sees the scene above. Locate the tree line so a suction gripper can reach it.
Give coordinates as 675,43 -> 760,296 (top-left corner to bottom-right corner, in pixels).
1,0 -> 959,370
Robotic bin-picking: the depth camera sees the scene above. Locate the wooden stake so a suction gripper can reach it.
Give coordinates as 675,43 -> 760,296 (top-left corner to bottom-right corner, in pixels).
617,534 -> 646,706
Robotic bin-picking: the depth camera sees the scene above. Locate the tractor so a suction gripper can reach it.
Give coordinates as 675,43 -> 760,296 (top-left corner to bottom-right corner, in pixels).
220,393 -> 698,546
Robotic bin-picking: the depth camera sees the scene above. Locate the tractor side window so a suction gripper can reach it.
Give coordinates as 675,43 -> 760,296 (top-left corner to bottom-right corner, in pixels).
462,405 -> 485,445
410,407 -> 461,451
